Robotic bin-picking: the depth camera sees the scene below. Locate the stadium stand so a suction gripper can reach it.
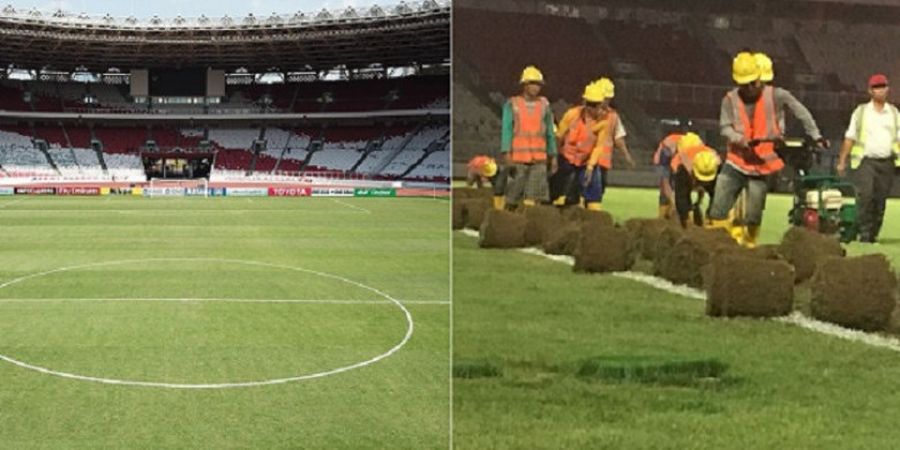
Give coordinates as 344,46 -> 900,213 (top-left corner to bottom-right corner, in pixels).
453,0 -> 898,183
0,3 -> 449,186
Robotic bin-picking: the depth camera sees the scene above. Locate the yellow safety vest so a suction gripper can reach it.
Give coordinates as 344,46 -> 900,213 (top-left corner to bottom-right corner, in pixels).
850,103 -> 900,169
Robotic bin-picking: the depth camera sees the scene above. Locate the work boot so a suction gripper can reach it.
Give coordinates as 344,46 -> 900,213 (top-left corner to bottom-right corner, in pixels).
744,225 -> 760,249
492,195 -> 505,210
586,202 -> 602,211
523,199 -> 536,208
705,219 -> 732,231
730,225 -> 746,246
552,196 -> 566,206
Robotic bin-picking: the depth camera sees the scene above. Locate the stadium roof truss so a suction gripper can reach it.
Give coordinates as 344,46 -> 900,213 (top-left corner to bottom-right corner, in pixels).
0,1 -> 449,72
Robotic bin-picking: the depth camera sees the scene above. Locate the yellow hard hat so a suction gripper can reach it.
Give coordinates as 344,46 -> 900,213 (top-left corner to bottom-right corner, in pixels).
693,150 -> 720,182
596,77 -> 615,99
677,132 -> 703,152
582,81 -> 606,102
520,66 -> 544,84
754,52 -> 774,82
732,52 -> 760,84
482,159 -> 497,177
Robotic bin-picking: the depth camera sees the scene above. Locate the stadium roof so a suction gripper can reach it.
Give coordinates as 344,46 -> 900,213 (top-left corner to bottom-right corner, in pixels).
0,1 -> 449,72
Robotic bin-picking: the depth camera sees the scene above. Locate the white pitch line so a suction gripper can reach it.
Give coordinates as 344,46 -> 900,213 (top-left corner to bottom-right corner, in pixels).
0,298 -> 450,305
332,199 -> 371,214
457,229 -> 900,354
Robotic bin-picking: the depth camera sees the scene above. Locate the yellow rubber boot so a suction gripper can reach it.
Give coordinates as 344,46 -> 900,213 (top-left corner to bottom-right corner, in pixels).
586,202 -> 603,211
730,224 -> 745,245
552,196 -> 566,206
523,199 -> 536,208
705,219 -> 731,231
492,195 -> 505,210
744,225 -> 760,249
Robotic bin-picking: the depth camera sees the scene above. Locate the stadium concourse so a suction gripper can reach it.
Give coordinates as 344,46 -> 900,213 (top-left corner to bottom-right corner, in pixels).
0,1 -> 450,198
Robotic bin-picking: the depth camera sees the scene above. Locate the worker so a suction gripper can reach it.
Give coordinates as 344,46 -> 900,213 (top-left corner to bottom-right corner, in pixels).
552,77 -> 636,210
551,79 -> 613,210
465,155 -> 498,189
652,119 -> 691,218
499,65 -> 557,210
836,74 -> 900,243
668,132 -> 721,228
707,52 -> 826,248
754,53 -> 828,143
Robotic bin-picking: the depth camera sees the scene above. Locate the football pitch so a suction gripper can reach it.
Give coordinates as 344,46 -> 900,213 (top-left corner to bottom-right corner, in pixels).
454,187 -> 900,449
0,196 -> 450,448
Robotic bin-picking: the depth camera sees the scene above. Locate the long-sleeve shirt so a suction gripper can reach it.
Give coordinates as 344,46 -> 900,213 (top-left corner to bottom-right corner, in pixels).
720,86 -> 822,146
500,97 -> 558,156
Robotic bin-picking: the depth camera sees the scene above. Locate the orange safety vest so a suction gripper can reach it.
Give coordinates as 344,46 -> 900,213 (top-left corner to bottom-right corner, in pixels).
560,107 -> 598,167
467,155 -> 491,173
670,145 -> 720,175
725,86 -> 784,175
510,95 -> 549,163
653,133 -> 683,166
592,110 -> 618,169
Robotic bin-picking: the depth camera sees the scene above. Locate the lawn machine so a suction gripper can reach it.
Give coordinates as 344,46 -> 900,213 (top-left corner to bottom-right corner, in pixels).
770,137 -> 858,242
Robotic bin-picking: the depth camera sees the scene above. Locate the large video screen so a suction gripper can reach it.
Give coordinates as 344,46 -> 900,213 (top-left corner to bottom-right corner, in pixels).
149,69 -> 206,96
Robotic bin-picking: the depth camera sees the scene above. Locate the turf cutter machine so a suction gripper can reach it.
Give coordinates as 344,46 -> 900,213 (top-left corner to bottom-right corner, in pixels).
765,137 -> 858,242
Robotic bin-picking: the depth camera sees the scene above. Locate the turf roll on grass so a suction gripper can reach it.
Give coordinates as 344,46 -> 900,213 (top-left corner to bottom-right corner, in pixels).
542,222 -> 581,256
705,253 -> 794,318
625,218 -> 680,261
452,200 -> 467,230
810,254 -> 897,331
745,244 -> 783,261
573,222 -> 636,273
524,205 -> 565,246
655,228 -> 740,287
779,226 -> 845,283
463,198 -> 491,230
560,205 -> 591,223
479,209 -> 527,248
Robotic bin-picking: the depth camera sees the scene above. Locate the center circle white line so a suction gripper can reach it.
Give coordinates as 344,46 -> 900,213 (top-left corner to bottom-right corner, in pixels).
0,258 -> 415,389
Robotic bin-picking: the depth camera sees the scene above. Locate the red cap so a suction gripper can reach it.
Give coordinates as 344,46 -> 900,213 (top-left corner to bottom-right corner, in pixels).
869,74 -> 889,87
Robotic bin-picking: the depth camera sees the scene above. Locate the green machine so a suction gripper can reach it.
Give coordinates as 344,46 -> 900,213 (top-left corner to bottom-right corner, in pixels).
772,137 -> 858,242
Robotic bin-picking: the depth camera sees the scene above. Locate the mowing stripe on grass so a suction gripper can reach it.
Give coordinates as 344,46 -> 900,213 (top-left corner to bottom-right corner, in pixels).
0,298 -> 449,305
0,197 -> 26,209
458,229 -> 900,354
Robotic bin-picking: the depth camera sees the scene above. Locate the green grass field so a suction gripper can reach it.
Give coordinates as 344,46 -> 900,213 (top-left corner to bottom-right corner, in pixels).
0,195 -> 450,449
454,187 -> 900,449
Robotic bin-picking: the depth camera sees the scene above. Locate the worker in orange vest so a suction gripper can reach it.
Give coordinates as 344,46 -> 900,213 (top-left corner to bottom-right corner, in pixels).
667,132 -> 721,228
466,155 -> 498,189
706,52 -> 785,248
552,78 -> 635,211
498,65 -> 558,210
652,119 -> 691,218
